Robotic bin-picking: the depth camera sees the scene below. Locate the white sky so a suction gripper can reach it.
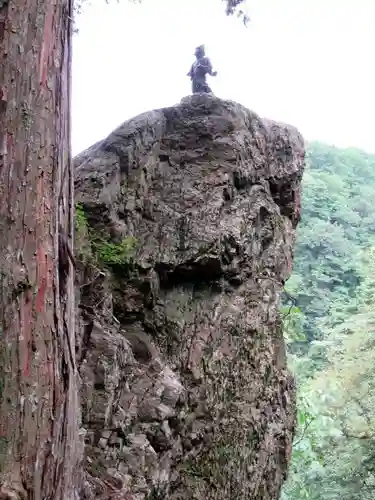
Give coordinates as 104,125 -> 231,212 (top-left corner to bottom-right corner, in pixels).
72,0 -> 375,156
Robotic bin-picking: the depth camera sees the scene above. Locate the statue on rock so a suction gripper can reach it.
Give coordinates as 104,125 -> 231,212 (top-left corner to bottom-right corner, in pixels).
187,45 -> 217,94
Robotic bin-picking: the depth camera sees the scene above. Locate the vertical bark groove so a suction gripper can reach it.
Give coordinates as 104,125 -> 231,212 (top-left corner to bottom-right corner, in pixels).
0,0 -> 81,498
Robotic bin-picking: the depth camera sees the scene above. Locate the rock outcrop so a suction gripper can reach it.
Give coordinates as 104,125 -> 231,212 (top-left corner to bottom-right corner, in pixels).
74,94 -> 305,500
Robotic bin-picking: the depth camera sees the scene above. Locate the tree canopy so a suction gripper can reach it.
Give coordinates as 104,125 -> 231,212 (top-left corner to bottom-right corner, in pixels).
281,141 -> 375,500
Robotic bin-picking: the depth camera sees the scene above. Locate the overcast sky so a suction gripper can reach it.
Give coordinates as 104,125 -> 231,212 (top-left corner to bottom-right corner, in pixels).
72,0 -> 375,155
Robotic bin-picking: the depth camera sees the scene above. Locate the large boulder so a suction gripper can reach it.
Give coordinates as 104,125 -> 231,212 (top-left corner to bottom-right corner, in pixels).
74,94 -> 304,500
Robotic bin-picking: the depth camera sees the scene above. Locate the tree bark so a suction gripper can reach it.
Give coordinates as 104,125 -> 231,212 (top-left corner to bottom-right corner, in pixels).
0,0 -> 81,498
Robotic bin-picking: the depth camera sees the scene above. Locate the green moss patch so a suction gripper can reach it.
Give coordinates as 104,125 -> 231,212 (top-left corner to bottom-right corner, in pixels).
74,202 -> 137,269
92,236 -> 137,267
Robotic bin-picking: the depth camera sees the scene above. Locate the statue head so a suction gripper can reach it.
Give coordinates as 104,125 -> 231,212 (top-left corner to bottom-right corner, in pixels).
194,45 -> 205,58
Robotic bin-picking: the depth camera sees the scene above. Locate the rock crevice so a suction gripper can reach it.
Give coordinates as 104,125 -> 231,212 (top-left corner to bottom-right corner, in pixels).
74,94 -> 304,500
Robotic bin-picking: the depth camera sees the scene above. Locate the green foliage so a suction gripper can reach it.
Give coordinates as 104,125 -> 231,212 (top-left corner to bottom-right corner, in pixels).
75,202 -> 88,234
75,202 -> 137,268
281,305 -> 306,345
287,142 -> 375,349
92,236 -> 137,267
282,143 -> 375,500
74,202 -> 93,262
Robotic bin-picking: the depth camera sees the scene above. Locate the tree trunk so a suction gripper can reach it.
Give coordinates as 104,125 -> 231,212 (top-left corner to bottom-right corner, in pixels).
0,0 -> 81,498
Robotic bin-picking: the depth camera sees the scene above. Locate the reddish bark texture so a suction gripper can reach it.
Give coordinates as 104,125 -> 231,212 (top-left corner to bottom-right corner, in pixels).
0,0 -> 80,498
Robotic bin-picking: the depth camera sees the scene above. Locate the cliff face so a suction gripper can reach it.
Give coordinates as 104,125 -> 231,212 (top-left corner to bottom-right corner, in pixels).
74,94 -> 305,500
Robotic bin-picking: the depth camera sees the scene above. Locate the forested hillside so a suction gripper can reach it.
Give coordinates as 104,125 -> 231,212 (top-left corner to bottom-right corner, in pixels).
282,142 -> 375,500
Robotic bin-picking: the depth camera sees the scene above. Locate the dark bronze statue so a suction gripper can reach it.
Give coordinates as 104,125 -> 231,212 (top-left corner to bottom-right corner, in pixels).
187,45 -> 217,94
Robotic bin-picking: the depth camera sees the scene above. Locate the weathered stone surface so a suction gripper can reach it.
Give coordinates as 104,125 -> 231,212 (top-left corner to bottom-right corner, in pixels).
74,94 -> 305,499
